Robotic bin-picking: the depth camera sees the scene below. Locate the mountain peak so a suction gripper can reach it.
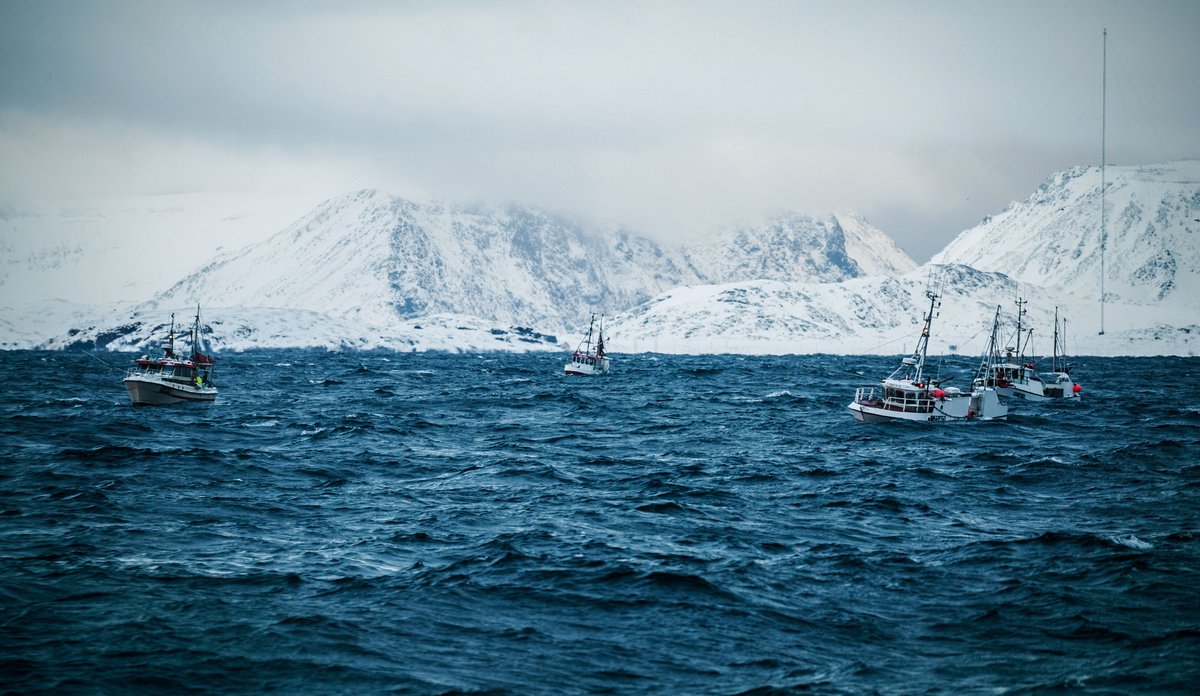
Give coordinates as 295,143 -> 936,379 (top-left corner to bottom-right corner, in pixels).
135,192 -> 916,335
933,161 -> 1200,308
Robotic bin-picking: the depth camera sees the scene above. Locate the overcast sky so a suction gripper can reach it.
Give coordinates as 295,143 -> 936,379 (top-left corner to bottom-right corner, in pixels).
2,0 -> 1197,261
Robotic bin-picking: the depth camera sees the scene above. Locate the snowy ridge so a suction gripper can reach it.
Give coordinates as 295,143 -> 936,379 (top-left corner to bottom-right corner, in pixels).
6,162 -> 1198,356
836,209 -> 919,277
608,161 -> 1200,357
606,264 -> 1199,357
139,191 -> 913,334
145,191 -> 687,333
932,161 -> 1200,308
680,210 -> 915,284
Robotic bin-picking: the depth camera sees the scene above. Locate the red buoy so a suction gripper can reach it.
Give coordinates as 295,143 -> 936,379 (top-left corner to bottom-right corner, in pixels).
934,388 -> 945,398
1073,384 -> 1082,393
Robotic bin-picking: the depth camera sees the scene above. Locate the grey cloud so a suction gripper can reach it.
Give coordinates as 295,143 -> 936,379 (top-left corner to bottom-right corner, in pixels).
2,0 -> 1198,261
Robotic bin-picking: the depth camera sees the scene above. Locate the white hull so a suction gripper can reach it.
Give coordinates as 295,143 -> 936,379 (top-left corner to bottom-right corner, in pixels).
849,386 -> 1007,423
849,292 -> 1007,424
124,375 -> 217,405
848,401 -> 943,423
564,357 -> 610,376
998,374 -> 1081,402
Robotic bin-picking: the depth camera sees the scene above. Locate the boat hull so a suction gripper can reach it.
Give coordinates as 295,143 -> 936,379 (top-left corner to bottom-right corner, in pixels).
848,401 -> 939,423
564,357 -> 610,376
848,387 -> 1007,423
124,376 -> 217,405
1000,379 -> 1080,402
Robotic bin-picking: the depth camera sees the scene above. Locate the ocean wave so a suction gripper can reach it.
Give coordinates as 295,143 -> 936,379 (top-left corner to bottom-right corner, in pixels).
2,350 -> 1197,694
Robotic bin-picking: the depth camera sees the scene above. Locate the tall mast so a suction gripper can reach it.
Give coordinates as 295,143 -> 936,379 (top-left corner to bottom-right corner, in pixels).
978,305 -> 1002,382
913,290 -> 938,384
596,315 -> 606,357
165,312 -> 176,356
1052,306 -> 1060,373
192,304 -> 201,360
1099,28 -> 1107,335
1014,297 -> 1027,358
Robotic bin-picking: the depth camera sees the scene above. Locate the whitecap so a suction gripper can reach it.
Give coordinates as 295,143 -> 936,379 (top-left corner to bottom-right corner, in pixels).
1111,534 -> 1152,550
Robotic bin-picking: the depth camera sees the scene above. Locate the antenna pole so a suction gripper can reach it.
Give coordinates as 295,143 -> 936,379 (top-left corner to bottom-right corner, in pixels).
1099,27 -> 1107,335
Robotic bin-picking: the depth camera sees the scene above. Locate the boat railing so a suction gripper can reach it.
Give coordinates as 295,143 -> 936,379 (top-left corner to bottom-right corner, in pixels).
126,363 -> 194,379
855,386 -> 935,413
884,391 -> 935,414
854,387 -> 881,405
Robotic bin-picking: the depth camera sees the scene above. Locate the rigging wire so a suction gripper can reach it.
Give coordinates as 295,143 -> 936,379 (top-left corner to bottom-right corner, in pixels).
81,349 -> 125,373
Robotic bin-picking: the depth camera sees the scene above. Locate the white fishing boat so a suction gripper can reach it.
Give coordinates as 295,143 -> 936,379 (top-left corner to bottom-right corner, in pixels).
849,291 -> 1007,423
123,306 -> 218,405
983,299 -> 1081,402
564,313 -> 610,376
1040,307 -> 1082,400
985,298 -> 1046,401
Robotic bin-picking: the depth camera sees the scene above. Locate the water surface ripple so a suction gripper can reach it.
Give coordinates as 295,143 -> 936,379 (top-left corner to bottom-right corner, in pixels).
1,351 -> 1198,693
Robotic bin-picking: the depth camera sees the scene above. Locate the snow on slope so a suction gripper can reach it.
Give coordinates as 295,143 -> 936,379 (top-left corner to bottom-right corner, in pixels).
836,209 -> 919,277
605,162 -> 1199,357
147,191 -> 403,330
4,187 -> 914,350
139,191 -> 913,336
681,210 -> 915,284
22,165 -> 1200,357
932,161 -> 1200,308
142,191 -> 699,334
606,264 -> 1199,357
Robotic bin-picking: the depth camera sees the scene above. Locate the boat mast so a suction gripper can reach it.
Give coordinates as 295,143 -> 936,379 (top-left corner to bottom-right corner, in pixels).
191,305 -> 200,360
1099,27 -> 1107,335
1013,297 -> 1027,359
596,315 -> 606,358
978,305 -> 1002,383
913,290 -> 938,384
165,312 -> 176,357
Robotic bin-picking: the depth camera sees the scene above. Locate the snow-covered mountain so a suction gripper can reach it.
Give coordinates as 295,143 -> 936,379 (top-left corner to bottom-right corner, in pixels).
606,264 -> 1199,357
130,191 -> 913,337
681,210 -> 916,284
932,161 -> 1200,308
8,161 -> 1198,356
606,162 -> 1200,357
146,191 -> 689,334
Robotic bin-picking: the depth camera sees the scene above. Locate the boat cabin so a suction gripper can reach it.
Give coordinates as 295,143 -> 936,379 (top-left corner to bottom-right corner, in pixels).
879,380 -> 935,414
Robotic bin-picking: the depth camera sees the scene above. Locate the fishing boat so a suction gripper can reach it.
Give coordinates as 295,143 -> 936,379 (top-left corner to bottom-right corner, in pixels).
985,298 -> 1047,401
1039,307 -> 1082,400
123,306 -> 218,405
564,313 -> 610,376
984,299 -> 1081,402
848,291 -> 1007,423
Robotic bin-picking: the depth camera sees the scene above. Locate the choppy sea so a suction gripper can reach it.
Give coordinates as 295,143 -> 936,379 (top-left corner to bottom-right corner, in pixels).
1,350 -> 1198,694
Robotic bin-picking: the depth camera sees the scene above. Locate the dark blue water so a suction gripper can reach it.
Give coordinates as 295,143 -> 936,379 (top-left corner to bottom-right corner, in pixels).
2,350 -> 1198,694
